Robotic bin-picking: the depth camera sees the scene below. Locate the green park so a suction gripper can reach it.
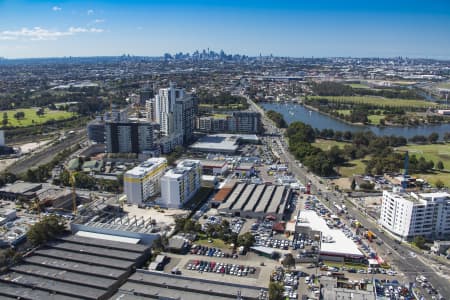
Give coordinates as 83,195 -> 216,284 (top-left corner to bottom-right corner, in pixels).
0,108 -> 75,128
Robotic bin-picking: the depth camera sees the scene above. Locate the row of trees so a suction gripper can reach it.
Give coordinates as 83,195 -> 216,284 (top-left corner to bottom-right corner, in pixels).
311,81 -> 423,99
174,217 -> 255,250
27,215 -> 65,246
287,121 -> 441,177
266,110 -> 287,128
197,91 -> 249,109
23,144 -> 81,183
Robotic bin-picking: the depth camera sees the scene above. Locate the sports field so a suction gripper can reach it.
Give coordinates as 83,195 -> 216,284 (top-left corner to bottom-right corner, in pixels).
0,108 -> 75,127
346,83 -> 370,89
396,143 -> 450,170
312,139 -> 347,151
336,109 -> 385,125
309,96 -> 435,108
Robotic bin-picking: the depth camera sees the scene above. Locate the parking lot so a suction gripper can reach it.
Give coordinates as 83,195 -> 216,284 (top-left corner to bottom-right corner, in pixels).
161,251 -> 279,288
184,259 -> 260,279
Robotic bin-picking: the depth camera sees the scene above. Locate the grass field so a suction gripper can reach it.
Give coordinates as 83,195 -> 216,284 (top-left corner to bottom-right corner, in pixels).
346,83 -> 370,89
0,108 -> 75,127
196,237 -> 229,249
309,96 -> 435,108
396,143 -> 450,170
336,109 -> 385,125
338,157 -> 369,177
312,139 -> 348,151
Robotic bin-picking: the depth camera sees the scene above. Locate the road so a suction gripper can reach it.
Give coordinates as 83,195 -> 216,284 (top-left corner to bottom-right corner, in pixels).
7,130 -> 87,175
246,96 -> 450,298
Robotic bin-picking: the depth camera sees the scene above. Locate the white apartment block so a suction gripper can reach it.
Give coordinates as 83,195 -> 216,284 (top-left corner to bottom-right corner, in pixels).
124,157 -> 167,205
380,189 -> 450,240
160,159 -> 201,208
154,83 -> 185,136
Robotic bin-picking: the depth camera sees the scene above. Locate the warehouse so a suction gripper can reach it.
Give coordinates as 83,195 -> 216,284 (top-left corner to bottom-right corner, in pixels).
0,234 -> 151,300
295,210 -> 364,262
0,181 -> 42,200
112,270 -> 268,300
218,183 -> 292,220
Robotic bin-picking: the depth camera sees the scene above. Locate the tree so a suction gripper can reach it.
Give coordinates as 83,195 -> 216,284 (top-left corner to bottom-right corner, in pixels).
237,232 -> 255,250
444,132 -> 450,143
2,112 -> 8,126
437,161 -> 444,171
13,111 -> 25,120
27,215 -> 65,246
428,132 -> 439,144
282,253 -> 295,269
435,179 -> 445,189
413,235 -> 426,249
351,178 -> 356,191
268,282 -> 285,300
36,107 -> 45,117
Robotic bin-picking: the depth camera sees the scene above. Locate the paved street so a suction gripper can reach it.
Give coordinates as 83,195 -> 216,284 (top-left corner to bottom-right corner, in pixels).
246,96 -> 450,298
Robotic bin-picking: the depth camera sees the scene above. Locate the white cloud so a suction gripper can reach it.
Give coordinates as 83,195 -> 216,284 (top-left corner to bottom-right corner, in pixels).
69,27 -> 104,33
94,19 -> 105,23
0,26 -> 104,41
52,6 -> 62,11
87,9 -> 94,15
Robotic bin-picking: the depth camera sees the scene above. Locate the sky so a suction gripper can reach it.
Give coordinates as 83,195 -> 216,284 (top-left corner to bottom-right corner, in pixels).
1,0 -> 450,59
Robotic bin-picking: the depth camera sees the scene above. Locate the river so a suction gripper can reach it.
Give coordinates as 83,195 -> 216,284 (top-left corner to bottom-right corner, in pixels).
260,102 -> 450,139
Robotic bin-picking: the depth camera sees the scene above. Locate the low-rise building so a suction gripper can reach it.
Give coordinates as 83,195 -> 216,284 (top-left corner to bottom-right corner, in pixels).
379,189 -> 450,240
160,159 -> 201,208
200,160 -> 228,176
124,157 -> 167,205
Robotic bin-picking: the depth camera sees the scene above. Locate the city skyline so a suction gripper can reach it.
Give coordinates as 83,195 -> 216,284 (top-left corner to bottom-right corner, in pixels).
1,0 -> 450,59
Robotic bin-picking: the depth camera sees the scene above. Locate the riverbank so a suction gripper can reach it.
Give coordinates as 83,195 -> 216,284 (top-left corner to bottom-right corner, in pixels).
259,102 -> 450,140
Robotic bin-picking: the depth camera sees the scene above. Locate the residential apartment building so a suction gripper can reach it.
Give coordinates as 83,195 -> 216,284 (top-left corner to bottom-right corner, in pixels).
229,111 -> 261,134
105,121 -> 156,154
160,160 -> 201,208
124,157 -> 167,205
152,83 -> 196,147
87,108 -> 129,144
196,112 -> 261,134
379,189 -> 450,240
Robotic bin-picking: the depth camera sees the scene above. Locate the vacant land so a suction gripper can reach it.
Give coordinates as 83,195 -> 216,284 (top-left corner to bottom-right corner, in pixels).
309,96 -> 435,108
0,108 -> 75,127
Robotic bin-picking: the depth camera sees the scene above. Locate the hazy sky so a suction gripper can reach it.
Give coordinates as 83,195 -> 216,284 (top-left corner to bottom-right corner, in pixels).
1,0 -> 450,59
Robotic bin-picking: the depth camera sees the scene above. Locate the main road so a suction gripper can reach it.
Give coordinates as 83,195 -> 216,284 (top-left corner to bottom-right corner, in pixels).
7,129 -> 87,175
246,95 -> 450,298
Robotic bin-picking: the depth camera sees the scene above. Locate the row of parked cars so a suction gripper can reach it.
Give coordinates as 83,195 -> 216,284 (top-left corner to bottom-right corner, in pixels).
186,260 -> 256,277
230,218 -> 245,234
271,267 -> 301,300
190,245 -> 238,259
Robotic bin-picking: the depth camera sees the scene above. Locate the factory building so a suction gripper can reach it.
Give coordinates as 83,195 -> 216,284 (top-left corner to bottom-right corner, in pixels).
124,157 -> 167,205
113,270 -> 268,300
218,183 -> 291,220
0,234 -> 151,300
160,159 -> 201,208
